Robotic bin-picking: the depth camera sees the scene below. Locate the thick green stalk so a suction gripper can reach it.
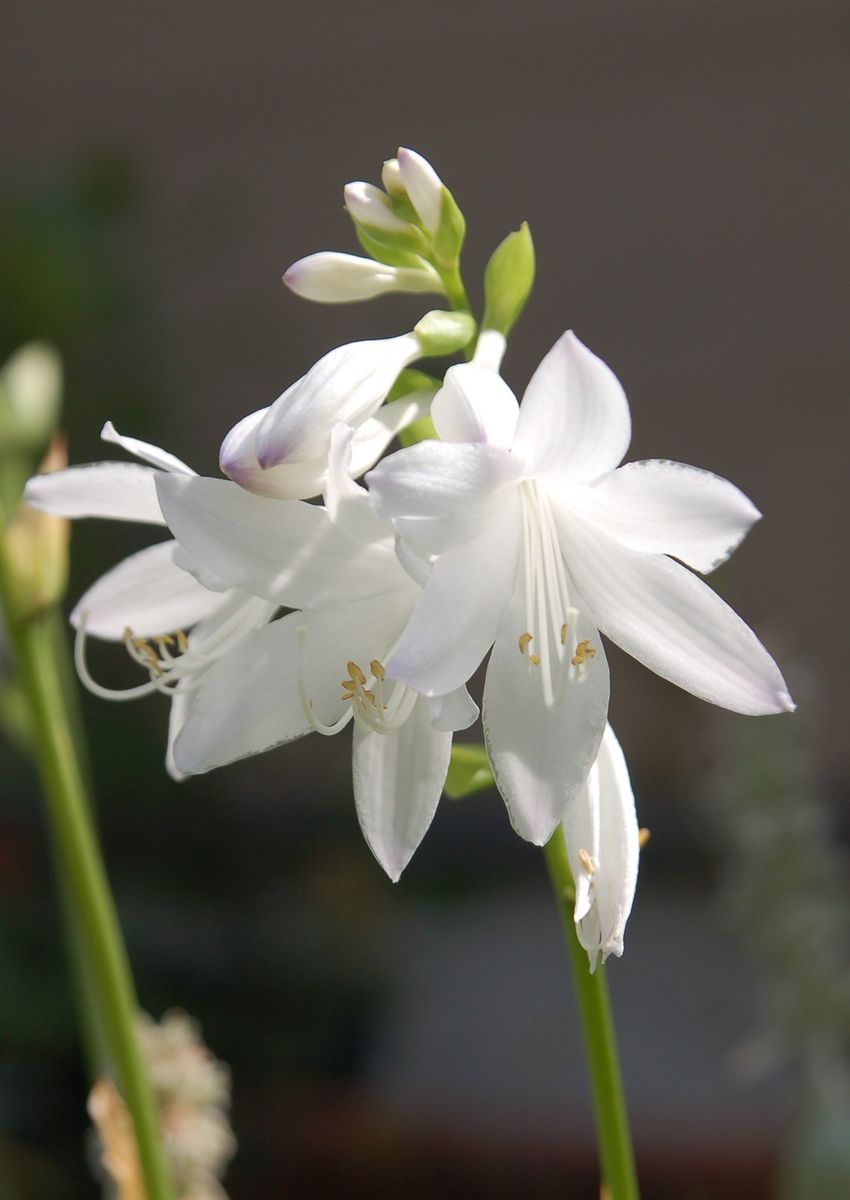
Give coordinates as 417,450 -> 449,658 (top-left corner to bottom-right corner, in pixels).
0,545 -> 174,1200
543,827 -> 640,1200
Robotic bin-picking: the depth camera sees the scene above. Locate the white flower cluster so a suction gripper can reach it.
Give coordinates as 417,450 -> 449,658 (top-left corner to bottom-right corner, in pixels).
26,148 -> 793,969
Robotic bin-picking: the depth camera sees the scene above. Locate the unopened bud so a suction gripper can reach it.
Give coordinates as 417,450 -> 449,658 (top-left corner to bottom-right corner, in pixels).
4,435 -> 69,616
344,181 -> 410,234
414,310 -> 476,357
284,251 -> 442,303
397,147 -> 443,234
0,342 -> 62,454
482,222 -> 536,337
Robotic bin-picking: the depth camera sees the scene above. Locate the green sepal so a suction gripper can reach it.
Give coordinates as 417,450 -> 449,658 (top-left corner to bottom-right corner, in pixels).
430,187 -> 467,269
445,743 -> 495,799
386,368 -> 441,403
482,222 -> 536,337
352,219 -> 429,267
414,310 -> 476,357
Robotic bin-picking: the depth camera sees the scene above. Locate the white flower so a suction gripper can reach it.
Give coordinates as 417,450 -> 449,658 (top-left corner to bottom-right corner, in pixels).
155,425 -> 477,881
563,724 -> 640,972
219,332 -> 431,499
395,148 -> 444,234
284,251 -> 443,303
367,330 -> 793,845
343,181 -> 412,233
24,423 -> 276,780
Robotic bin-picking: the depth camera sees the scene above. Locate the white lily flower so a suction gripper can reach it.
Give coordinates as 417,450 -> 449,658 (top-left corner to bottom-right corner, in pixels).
284,251 -> 443,303
156,425 -> 478,881
563,724 -> 640,972
24,423 -> 277,780
219,330 -> 429,501
367,330 -> 793,845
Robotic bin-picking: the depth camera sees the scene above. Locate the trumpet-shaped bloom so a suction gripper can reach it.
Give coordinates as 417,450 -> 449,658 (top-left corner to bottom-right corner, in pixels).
24,423 -> 276,779
562,724 -> 639,971
368,331 -> 793,845
219,333 -> 430,499
155,426 -> 477,880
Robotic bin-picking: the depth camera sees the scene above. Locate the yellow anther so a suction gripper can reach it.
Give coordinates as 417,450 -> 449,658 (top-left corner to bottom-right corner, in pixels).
571,639 -> 597,667
341,679 -> 357,695
528,653 -> 541,666
175,629 -> 189,653
560,622 -> 567,645
577,848 -> 597,875
370,659 -> 386,681
638,827 -> 651,849
518,631 -> 534,656
363,689 -> 377,706
346,660 -> 367,685
155,634 -> 175,649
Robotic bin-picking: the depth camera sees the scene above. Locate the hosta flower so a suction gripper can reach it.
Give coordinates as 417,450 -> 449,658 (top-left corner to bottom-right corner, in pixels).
24,423 -> 277,779
155,426 -> 477,881
563,724 -> 640,971
284,251 -> 443,303
368,331 -> 793,845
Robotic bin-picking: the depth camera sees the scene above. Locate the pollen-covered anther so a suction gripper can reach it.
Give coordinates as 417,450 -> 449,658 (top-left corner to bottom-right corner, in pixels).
369,659 -> 386,681
518,631 -> 534,656
571,639 -> 597,667
175,629 -> 189,653
528,653 -> 541,666
577,848 -> 598,875
347,660 -> 367,685
560,622 -> 568,646
638,827 -> 651,849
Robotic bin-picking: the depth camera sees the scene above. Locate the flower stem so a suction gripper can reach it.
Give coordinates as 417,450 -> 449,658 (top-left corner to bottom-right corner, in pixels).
0,546 -> 174,1200
543,826 -> 640,1200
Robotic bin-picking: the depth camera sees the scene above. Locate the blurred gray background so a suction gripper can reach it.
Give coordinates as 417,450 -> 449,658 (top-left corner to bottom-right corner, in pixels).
1,1 -> 847,1197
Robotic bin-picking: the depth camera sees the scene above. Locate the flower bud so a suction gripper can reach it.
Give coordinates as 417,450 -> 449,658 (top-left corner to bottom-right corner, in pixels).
344,181 -> 410,233
482,222 -> 536,337
0,342 -> 62,455
284,251 -> 442,303
414,309 -> 476,357
381,157 -> 405,196
397,147 -> 443,234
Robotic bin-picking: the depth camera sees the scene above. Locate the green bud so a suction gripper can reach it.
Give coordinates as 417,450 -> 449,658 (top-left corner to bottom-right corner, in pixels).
482,222 -> 536,337
430,187 -> 467,270
0,343 -> 62,455
445,744 -> 495,799
354,223 -> 430,269
414,310 -> 476,357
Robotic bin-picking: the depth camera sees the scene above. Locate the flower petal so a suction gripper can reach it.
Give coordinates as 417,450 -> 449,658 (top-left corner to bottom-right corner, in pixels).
219,407 -> 332,500
563,724 -> 639,971
165,686 -> 196,782
513,331 -> 631,482
352,695 -> 451,881
71,540 -> 227,640
558,506 -> 794,715
482,575 -> 609,845
368,440 -> 521,556
100,421 -> 194,475
155,475 -> 399,608
425,685 -> 479,733
24,463 -> 164,525
386,500 -> 522,697
348,391 -> 434,474
431,362 -> 519,448
570,459 -> 761,574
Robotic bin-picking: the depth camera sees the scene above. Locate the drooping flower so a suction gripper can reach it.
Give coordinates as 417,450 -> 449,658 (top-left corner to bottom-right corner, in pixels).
562,724 -> 640,972
155,425 -> 477,881
367,330 -> 793,845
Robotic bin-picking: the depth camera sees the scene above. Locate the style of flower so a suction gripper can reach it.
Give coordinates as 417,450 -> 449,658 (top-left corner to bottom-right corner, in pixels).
367,330 -> 794,845
155,425 -> 477,881
563,724 -> 640,971
24,422 -> 277,780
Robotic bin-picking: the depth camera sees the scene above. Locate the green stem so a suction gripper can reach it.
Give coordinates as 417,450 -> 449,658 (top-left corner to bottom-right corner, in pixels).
543,827 -> 640,1200
0,548 -> 174,1200
437,262 -> 472,316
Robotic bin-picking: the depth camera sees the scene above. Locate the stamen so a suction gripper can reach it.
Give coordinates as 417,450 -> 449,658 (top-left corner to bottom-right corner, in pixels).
571,639 -> 597,667
560,623 -> 567,645
528,653 -> 541,666
518,632 -> 534,656
347,660 -> 367,685
638,827 -> 651,849
577,848 -> 598,876
297,627 -> 352,737
370,658 -> 386,681
75,613 -> 167,702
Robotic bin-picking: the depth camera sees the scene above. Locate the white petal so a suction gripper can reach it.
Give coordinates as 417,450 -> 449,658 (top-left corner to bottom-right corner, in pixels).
559,507 -> 794,715
156,475 -> 399,609
348,390 -> 435,475
101,421 -> 194,475
386,502 -> 521,697
219,407 -> 329,499
24,463 -> 164,525
344,181 -> 411,232
255,334 -> 421,468
352,695 -> 450,881
71,540 -> 227,640
284,252 -> 441,302
165,686 -> 196,782
431,362 -> 520,448
482,576 -> 609,845
368,440 -> 521,556
397,148 -> 443,233
563,724 -> 639,970
513,332 -> 631,482
324,423 -> 392,546
571,460 -> 761,574
425,686 -> 479,733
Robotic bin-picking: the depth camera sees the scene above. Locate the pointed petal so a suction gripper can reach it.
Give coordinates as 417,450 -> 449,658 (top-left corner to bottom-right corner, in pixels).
426,685 -> 479,733
386,500 -> 521,697
71,541 -> 227,640
559,507 -> 794,715
482,576 -> 609,845
24,463 -> 165,525
155,474 -> 399,608
101,421 -> 194,474
368,440 -> 521,556
255,334 -> 421,468
352,695 -> 450,881
348,391 -> 435,474
513,332 -> 631,482
563,725 -> 639,969
431,362 -> 519,448
571,460 -> 761,574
